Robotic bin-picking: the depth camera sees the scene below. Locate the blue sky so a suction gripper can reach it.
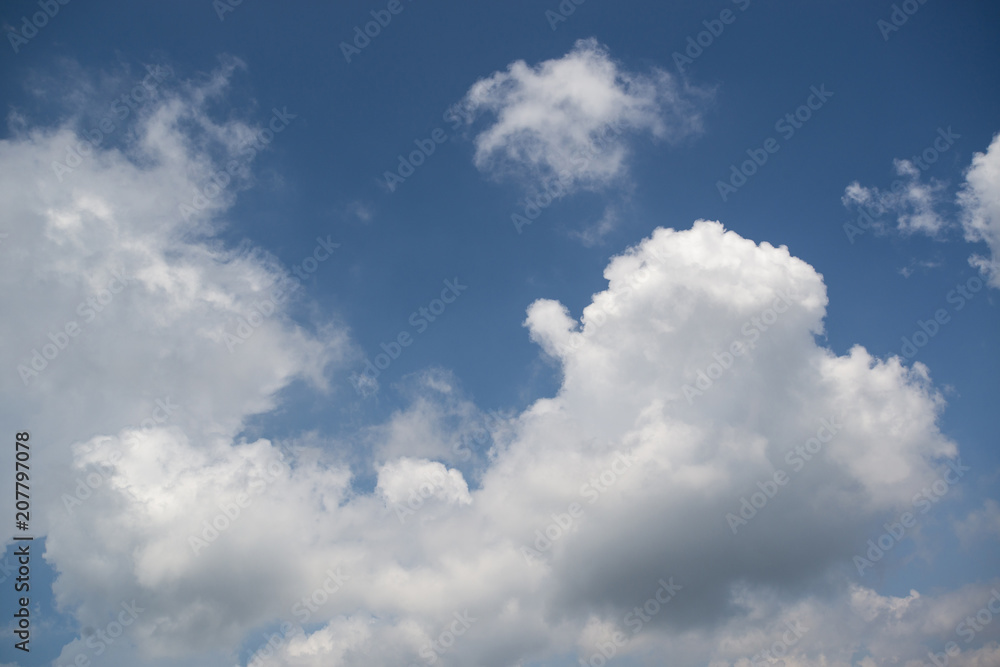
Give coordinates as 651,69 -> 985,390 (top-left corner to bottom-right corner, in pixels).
1,1 -> 999,666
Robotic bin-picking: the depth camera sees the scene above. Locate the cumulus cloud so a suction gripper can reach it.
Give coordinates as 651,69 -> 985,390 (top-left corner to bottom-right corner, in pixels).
223,220 -> 975,667
958,133 -> 1000,287
37,211 -> 976,666
639,581 -> 1000,666
377,457 -> 472,507
2,61 -> 992,667
461,38 -> 708,194
0,57 -> 342,455
0,61 -> 350,664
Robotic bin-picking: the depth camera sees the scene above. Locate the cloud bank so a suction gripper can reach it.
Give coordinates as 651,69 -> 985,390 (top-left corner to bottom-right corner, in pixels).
1,60 -> 995,667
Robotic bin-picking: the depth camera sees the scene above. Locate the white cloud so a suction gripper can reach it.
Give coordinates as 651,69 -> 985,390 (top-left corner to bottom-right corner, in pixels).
376,457 -> 472,508
843,130 -> 1000,289
958,133 -> 1000,287
42,218 -> 973,666
1,62 -> 991,667
361,369 -> 489,466
0,61 -> 351,664
706,582 -> 1000,666
843,158 -> 948,236
462,38 -> 708,194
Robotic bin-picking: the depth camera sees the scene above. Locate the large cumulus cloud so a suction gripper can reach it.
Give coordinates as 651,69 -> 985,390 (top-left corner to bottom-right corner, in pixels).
1,61 -> 991,667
